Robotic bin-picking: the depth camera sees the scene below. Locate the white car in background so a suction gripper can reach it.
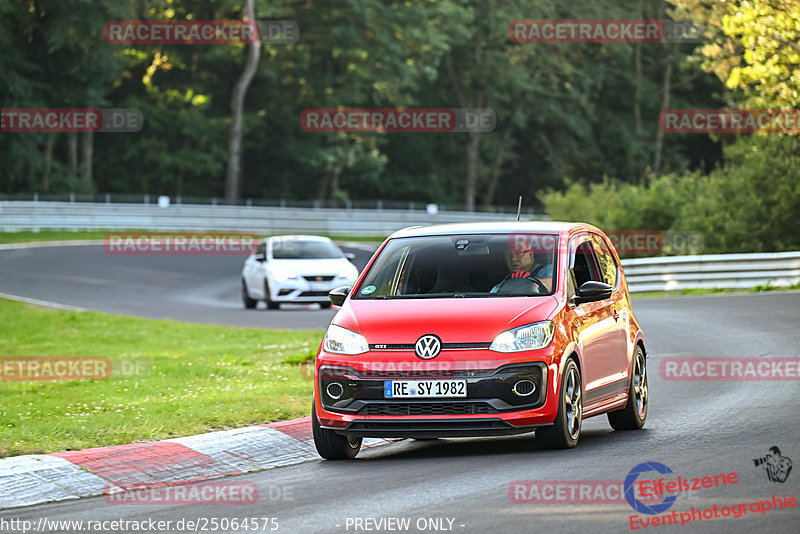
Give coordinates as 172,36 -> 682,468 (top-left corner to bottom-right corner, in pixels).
242,235 -> 359,310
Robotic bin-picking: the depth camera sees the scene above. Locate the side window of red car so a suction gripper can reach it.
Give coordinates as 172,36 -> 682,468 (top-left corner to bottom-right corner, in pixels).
570,237 -> 602,292
591,234 -> 618,288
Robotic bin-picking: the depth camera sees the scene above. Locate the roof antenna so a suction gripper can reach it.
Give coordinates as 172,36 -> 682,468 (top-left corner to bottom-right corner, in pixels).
516,196 -> 523,222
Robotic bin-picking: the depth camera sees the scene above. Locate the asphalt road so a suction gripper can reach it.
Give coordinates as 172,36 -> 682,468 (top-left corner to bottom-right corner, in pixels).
0,242 -> 378,330
1,244 -> 799,532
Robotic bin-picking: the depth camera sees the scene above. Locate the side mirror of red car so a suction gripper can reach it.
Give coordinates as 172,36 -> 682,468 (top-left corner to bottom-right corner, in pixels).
575,281 -> 613,304
329,286 -> 352,307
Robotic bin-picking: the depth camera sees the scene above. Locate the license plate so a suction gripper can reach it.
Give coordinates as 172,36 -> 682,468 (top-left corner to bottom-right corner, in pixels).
384,380 -> 467,398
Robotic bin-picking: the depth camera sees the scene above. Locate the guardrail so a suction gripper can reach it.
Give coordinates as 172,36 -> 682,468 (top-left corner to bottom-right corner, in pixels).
622,252 -> 800,292
0,193 -> 546,215
2,201 -> 798,292
0,201 -> 528,237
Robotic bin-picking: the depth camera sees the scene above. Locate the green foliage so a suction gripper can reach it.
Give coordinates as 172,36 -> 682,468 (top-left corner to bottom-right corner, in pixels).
1,0 -> 795,255
540,135 -> 800,253
1,0 -> 722,208
282,349 -> 316,366
0,297 -> 322,456
680,287 -> 726,294
670,0 -> 800,108
678,135 -> 800,252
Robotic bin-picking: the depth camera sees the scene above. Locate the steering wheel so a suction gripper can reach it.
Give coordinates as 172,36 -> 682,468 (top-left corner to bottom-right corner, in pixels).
531,277 -> 548,294
496,276 -> 547,296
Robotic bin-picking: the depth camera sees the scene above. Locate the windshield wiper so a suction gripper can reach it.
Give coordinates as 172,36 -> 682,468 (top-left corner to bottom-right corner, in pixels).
373,294 -> 442,299
373,293 -> 490,299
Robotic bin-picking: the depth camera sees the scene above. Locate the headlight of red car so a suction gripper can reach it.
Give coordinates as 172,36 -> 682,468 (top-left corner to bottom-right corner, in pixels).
489,320 -> 555,352
323,324 -> 369,355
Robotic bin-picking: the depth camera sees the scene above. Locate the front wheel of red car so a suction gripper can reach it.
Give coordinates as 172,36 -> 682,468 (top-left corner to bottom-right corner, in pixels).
607,346 -> 648,430
312,404 -> 361,460
536,359 -> 582,449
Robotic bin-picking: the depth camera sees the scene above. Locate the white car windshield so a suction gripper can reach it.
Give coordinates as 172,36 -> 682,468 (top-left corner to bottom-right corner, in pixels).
354,233 -> 558,299
271,239 -> 344,259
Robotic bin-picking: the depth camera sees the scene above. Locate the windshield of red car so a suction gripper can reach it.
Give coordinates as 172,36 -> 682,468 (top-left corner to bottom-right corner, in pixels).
354,233 -> 558,299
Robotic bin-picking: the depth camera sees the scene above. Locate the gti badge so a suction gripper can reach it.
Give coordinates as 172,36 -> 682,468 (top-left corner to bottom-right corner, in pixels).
415,335 -> 442,359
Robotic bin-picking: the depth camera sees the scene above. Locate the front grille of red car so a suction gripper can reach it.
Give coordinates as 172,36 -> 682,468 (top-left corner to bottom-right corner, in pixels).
358,369 -> 491,378
358,402 -> 498,416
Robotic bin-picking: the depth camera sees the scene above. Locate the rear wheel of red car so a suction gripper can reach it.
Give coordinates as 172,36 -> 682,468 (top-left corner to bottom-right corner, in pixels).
607,346 -> 648,430
537,359 -> 582,449
312,404 -> 361,459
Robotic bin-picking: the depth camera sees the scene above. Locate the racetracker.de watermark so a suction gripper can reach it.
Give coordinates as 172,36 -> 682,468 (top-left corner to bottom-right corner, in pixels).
509,20 -> 702,43
0,109 -> 142,133
0,518 -> 279,533
660,357 -> 800,381
606,231 -> 662,255
605,230 -> 703,255
300,108 -> 496,133
104,481 -> 263,505
1,356 -> 112,381
509,473 -> 712,506
660,110 -> 800,134
507,233 -> 558,255
104,20 -> 298,45
510,480 -> 667,504
103,232 -> 259,255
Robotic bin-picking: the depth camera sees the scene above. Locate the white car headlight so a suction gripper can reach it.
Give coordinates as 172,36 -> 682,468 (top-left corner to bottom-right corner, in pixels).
489,321 -> 555,352
270,268 -> 297,282
323,324 -> 369,355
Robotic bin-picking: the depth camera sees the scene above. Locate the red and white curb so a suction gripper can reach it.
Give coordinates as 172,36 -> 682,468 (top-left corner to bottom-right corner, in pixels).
0,417 -> 395,510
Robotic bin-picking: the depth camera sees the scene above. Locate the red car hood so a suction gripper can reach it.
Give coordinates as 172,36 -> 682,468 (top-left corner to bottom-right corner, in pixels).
334,296 -> 560,344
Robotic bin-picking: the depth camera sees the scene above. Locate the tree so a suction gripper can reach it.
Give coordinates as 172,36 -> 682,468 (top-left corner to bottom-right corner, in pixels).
224,0 -> 260,204
0,0 -> 132,193
668,0 -> 800,108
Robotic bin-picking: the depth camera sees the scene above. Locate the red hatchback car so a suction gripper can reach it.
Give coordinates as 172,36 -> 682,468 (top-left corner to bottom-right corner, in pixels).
312,222 -> 648,459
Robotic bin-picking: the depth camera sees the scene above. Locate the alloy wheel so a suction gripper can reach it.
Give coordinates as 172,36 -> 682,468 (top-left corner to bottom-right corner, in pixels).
633,352 -> 648,418
564,367 -> 582,440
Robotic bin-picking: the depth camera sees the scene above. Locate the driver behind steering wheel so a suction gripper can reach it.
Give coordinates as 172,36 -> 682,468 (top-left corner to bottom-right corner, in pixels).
490,246 -> 553,294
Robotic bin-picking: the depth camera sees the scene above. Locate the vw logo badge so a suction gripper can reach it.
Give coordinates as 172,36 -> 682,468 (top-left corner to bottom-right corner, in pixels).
415,335 -> 442,359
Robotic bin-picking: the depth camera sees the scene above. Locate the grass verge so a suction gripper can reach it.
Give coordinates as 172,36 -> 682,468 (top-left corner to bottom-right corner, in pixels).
0,230 -> 384,244
0,298 -> 321,457
631,282 -> 800,299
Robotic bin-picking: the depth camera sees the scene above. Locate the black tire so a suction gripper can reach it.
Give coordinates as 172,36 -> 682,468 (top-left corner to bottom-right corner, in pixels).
608,346 -> 648,430
242,280 -> 258,309
312,404 -> 361,459
264,280 -> 280,310
319,302 -> 333,309
537,359 -> 582,449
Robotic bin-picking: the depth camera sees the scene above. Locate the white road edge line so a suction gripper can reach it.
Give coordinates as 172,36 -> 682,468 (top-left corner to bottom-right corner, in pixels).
0,292 -> 89,312
0,240 -> 103,250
